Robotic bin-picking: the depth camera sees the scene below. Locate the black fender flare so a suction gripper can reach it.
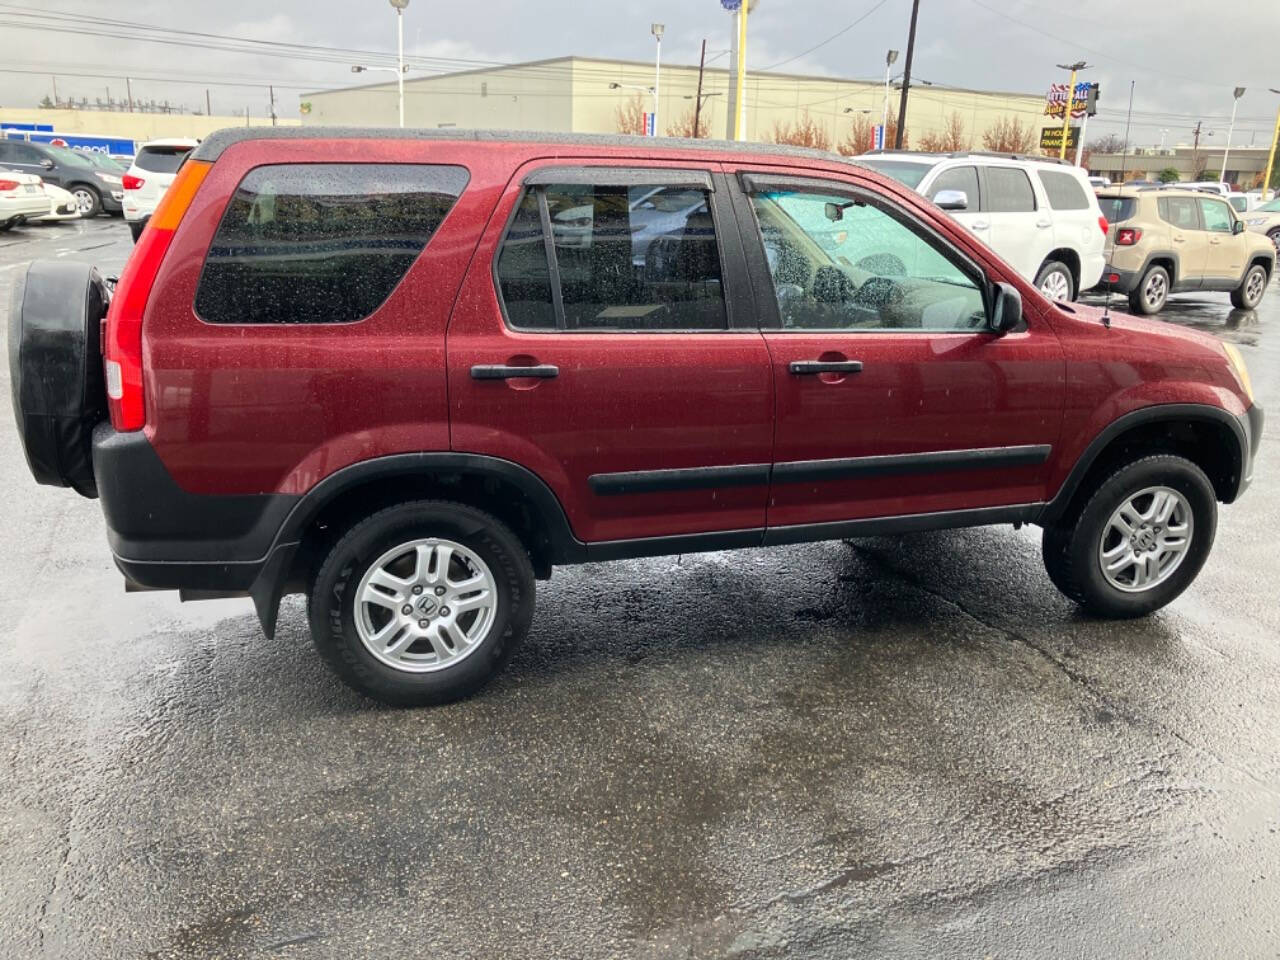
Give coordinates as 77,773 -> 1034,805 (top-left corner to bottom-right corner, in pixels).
1037,403 -> 1250,525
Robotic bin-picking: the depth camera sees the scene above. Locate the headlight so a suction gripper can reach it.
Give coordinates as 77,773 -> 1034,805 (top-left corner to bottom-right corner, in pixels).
1246,218 -> 1265,226
1224,343 -> 1254,404
94,172 -> 122,185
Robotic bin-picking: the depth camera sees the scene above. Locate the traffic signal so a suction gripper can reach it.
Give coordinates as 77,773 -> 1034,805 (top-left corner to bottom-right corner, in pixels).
1086,83 -> 1100,117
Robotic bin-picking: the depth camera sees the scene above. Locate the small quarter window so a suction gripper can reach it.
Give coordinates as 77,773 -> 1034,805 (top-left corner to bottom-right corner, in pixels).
196,163 -> 468,325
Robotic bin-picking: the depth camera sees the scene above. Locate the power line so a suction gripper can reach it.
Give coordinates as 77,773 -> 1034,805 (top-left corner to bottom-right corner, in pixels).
758,0 -> 896,71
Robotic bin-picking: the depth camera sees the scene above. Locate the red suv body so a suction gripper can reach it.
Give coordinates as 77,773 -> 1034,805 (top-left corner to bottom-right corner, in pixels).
11,129 -> 1262,705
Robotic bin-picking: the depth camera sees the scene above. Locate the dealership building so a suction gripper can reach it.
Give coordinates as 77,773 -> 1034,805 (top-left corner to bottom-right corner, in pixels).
1087,145 -> 1274,189
299,55 -> 1045,148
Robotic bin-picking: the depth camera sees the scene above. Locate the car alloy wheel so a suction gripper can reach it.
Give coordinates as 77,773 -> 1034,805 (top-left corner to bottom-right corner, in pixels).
71,188 -> 97,216
1097,485 -> 1193,593
353,537 -> 498,673
1245,266 -> 1267,306
1039,268 -> 1072,301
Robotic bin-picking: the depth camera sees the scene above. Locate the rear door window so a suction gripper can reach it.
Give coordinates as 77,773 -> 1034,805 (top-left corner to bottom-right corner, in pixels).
984,167 -> 1037,212
494,178 -> 727,331
196,163 -> 468,325
1158,196 -> 1201,230
134,145 -> 193,174
1036,170 -> 1091,210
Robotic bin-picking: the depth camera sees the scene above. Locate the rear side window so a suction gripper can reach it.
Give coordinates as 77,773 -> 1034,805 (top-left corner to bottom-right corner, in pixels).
196,163 -> 468,325
985,167 -> 1036,213
1098,196 -> 1136,222
1037,170 -> 1090,210
1158,196 -> 1200,230
494,180 -> 727,331
134,145 -> 193,174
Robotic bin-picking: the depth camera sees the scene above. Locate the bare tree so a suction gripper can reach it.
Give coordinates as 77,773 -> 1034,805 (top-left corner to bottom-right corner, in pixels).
918,112 -> 969,152
1087,133 -> 1126,155
665,103 -> 710,139
981,116 -> 1038,154
614,93 -> 647,136
771,111 -> 832,151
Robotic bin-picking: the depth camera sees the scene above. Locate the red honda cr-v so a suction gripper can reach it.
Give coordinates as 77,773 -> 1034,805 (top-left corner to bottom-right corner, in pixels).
10,129 -> 1265,705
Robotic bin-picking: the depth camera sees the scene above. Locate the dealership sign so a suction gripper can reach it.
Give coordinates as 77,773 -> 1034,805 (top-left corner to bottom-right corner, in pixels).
1044,82 -> 1092,120
1040,125 -> 1080,152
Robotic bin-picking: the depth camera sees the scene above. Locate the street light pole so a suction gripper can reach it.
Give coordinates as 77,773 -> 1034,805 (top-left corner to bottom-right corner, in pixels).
651,23 -> 664,137
882,49 -> 899,138
1056,61 -> 1088,161
390,0 -> 410,128
1221,86 -> 1246,183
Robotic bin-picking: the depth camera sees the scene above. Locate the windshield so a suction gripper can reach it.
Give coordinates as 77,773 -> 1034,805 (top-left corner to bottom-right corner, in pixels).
87,153 -> 126,172
1257,197 -> 1280,213
854,159 -> 933,189
44,145 -> 94,168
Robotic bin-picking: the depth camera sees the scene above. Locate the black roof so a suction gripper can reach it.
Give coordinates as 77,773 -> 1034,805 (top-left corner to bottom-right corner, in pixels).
191,126 -> 855,166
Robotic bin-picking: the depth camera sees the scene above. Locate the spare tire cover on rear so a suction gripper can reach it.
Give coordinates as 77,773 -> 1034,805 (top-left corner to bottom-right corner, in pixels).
9,260 -> 110,498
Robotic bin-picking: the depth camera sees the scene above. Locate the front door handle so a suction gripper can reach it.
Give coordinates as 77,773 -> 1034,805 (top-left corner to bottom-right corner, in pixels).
1173,234 -> 1186,243
1035,219 -> 1052,229
970,221 -> 989,231
1209,238 -> 1222,245
789,360 -> 863,375
470,364 -> 559,380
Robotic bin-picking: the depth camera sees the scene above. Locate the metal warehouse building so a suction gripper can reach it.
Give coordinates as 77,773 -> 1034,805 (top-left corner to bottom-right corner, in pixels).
299,55 -> 1045,148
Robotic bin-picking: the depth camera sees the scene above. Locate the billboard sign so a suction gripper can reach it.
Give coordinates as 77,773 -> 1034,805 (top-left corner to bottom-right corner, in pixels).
2,130 -> 136,156
1044,82 -> 1092,120
1039,125 -> 1080,152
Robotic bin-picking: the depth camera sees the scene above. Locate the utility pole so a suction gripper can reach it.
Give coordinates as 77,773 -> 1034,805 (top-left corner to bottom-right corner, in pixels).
1055,61 -> 1088,160
893,0 -> 919,149
50,75 -> 58,108
693,38 -> 707,139
126,77 -> 134,112
1192,119 -> 1202,176
269,85 -> 277,126
206,88 -> 212,117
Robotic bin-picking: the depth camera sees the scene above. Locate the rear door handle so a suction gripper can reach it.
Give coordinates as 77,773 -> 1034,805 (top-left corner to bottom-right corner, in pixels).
1173,234 -> 1186,243
1035,219 -> 1052,229
789,360 -> 863,375
1209,238 -> 1222,245
470,364 -> 559,380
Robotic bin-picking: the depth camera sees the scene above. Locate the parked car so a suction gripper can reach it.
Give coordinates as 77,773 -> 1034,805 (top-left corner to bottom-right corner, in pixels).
856,151 -> 1107,302
122,138 -> 198,241
0,140 -> 123,216
1094,187 -> 1274,313
33,181 -> 80,222
0,169 -> 50,229
1088,176 -> 1111,190
81,151 -> 129,176
9,129 -> 1264,706
1244,196 -> 1280,253
1174,181 -> 1231,196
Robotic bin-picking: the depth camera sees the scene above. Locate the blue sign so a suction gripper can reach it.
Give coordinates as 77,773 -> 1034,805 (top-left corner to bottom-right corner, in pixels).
721,0 -> 742,9
1,122 -> 54,132
873,124 -> 885,151
3,130 -> 135,156
644,111 -> 655,137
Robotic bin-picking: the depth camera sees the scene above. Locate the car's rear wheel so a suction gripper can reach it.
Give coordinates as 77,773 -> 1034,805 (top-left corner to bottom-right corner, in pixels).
1128,264 -> 1169,315
128,220 -> 145,243
1041,454 -> 1216,617
1230,263 -> 1268,310
1034,260 -> 1074,302
69,184 -> 101,218
308,500 -> 534,706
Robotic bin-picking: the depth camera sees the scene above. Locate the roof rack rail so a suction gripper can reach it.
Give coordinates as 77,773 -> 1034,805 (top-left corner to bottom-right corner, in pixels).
861,149 -> 1072,165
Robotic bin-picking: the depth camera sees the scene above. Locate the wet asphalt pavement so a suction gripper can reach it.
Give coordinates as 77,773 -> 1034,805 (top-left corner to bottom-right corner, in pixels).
1,217 -> 1279,959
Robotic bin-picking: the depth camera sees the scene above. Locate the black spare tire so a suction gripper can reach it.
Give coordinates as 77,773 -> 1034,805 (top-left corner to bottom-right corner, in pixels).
9,260 -> 111,497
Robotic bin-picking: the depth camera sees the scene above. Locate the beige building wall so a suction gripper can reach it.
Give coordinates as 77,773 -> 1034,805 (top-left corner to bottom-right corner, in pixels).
301,56 -> 1046,152
0,108 -> 295,141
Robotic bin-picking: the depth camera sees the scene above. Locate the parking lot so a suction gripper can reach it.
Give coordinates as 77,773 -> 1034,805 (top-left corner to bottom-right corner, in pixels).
1,215 -> 1278,958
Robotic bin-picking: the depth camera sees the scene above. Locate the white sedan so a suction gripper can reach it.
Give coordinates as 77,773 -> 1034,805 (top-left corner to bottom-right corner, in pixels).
33,181 -> 81,222
0,169 -> 51,230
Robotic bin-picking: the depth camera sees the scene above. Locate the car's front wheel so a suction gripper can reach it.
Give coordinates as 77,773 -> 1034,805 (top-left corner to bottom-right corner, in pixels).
1267,228 -> 1280,257
1128,264 -> 1170,315
1034,260 -> 1075,302
1230,263 -> 1268,310
1042,454 -> 1216,618
308,500 -> 534,706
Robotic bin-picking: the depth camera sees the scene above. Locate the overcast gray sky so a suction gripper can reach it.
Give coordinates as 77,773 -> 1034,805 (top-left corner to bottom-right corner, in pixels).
2,0 -> 1278,148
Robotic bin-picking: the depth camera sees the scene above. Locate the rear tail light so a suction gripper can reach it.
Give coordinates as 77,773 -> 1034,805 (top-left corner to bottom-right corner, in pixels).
122,174 -> 145,190
1115,227 -> 1142,246
0,179 -> 19,192
1105,273 -> 1121,284
104,158 -> 211,431
1097,215 -> 1109,235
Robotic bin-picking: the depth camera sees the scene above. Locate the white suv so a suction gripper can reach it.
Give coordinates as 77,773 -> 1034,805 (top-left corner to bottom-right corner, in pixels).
855,152 -> 1107,301
122,138 -> 198,242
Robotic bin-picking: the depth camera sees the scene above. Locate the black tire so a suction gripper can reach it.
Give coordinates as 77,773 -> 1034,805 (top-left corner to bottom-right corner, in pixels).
1230,263 -> 1268,310
308,500 -> 535,706
68,184 -> 101,218
1041,454 -> 1217,618
1128,264 -> 1170,315
1034,260 -> 1075,302
128,220 -> 145,243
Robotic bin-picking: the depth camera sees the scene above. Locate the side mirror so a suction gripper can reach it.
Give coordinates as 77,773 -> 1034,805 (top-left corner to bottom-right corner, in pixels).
933,189 -> 969,211
40,158 -> 54,169
1233,218 -> 1246,235
989,282 -> 1022,334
